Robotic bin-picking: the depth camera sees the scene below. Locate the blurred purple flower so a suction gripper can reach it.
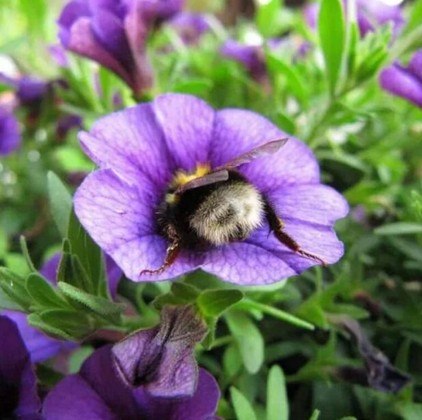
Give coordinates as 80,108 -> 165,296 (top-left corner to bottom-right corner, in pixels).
74,93 -> 348,285
58,0 -> 184,96
0,73 -> 48,107
221,39 -> 269,81
0,106 -> 21,156
379,49 -> 422,108
43,306 -> 220,420
0,315 -> 41,419
304,0 -> 404,37
49,44 -> 70,68
56,114 -> 83,140
168,12 -> 211,45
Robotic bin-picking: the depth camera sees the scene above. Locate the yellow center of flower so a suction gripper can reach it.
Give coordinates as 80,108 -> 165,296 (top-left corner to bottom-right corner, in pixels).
165,163 -> 211,204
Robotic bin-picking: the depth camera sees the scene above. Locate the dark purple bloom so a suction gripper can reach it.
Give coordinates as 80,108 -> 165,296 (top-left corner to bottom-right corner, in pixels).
56,114 -> 83,140
0,106 -> 21,156
74,94 -> 348,285
379,49 -> 422,108
58,0 -> 181,96
0,315 -> 41,419
43,306 -> 220,420
221,39 -> 268,81
168,12 -> 211,45
304,0 -> 404,38
0,73 -> 48,106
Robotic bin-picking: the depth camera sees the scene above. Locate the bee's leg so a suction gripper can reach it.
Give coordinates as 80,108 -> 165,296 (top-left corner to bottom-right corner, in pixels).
140,226 -> 181,275
264,199 -> 327,267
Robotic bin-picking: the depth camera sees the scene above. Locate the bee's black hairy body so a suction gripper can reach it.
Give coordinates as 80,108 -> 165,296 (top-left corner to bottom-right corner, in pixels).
157,170 -> 258,249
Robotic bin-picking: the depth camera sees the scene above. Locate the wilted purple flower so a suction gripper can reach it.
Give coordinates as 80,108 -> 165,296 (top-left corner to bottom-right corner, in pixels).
0,106 -> 21,156
0,315 -> 41,419
168,12 -> 211,45
74,93 -> 348,285
304,0 -> 404,38
58,0 -> 173,97
43,306 -> 220,420
379,49 -> 422,108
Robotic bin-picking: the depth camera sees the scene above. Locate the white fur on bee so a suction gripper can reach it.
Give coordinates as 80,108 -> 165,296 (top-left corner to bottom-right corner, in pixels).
189,182 -> 264,245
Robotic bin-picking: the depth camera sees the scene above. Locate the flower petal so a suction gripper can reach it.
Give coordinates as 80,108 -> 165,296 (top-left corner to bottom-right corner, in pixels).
142,368 -> 220,420
115,235 -> 204,282
202,241 -> 296,285
74,169 -> 157,252
267,184 -> 349,226
64,17 -> 133,88
379,64 -> 422,108
152,94 -> 215,171
211,109 -> 319,193
79,103 -> 173,189
409,49 -> 422,81
0,315 -> 41,418
42,375 -> 116,420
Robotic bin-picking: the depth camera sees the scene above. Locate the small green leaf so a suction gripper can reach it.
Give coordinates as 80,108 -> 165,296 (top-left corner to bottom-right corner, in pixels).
0,268 -> 32,310
309,409 -> 321,420
267,366 -> 288,420
256,0 -> 283,38
171,282 -> 200,302
26,273 -> 68,309
19,236 -> 36,272
226,310 -> 264,374
198,289 -> 244,318
38,308 -> 92,337
374,222 -> 422,235
230,387 -> 257,420
58,282 -> 124,324
47,172 -> 73,238
318,0 -> 346,94
27,313 -> 74,341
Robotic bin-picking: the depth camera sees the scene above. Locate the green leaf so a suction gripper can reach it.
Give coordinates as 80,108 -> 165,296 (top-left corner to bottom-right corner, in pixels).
27,313 -> 74,341
309,409 -> 321,420
197,289 -> 244,318
256,0 -> 283,38
38,308 -> 92,337
47,172 -> 73,238
171,282 -> 200,302
225,311 -> 264,374
374,222 -> 422,236
0,268 -> 32,310
230,387 -> 257,420
19,236 -> 36,272
58,282 -> 123,324
318,0 -> 345,94
172,78 -> 212,95
67,210 -> 105,297
26,273 -> 68,309
267,365 -> 288,420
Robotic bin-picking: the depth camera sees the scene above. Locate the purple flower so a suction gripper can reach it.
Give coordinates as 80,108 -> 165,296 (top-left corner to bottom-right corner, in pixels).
43,306 -> 220,420
0,106 -> 21,156
168,12 -> 211,45
56,114 -> 83,140
74,93 -> 348,285
0,315 -> 41,419
304,0 -> 404,38
58,0 -> 184,96
221,39 -> 268,81
0,73 -> 48,107
379,49 -> 422,108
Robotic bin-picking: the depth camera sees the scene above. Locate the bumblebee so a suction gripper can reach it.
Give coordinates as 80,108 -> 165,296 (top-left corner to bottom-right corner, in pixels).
141,139 -> 326,275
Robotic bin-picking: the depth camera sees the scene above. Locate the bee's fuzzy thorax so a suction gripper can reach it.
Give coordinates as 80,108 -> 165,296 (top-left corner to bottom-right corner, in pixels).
189,181 -> 264,245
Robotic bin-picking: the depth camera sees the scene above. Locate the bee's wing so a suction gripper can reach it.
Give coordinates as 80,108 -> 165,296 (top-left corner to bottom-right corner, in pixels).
215,138 -> 288,171
175,170 -> 229,194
